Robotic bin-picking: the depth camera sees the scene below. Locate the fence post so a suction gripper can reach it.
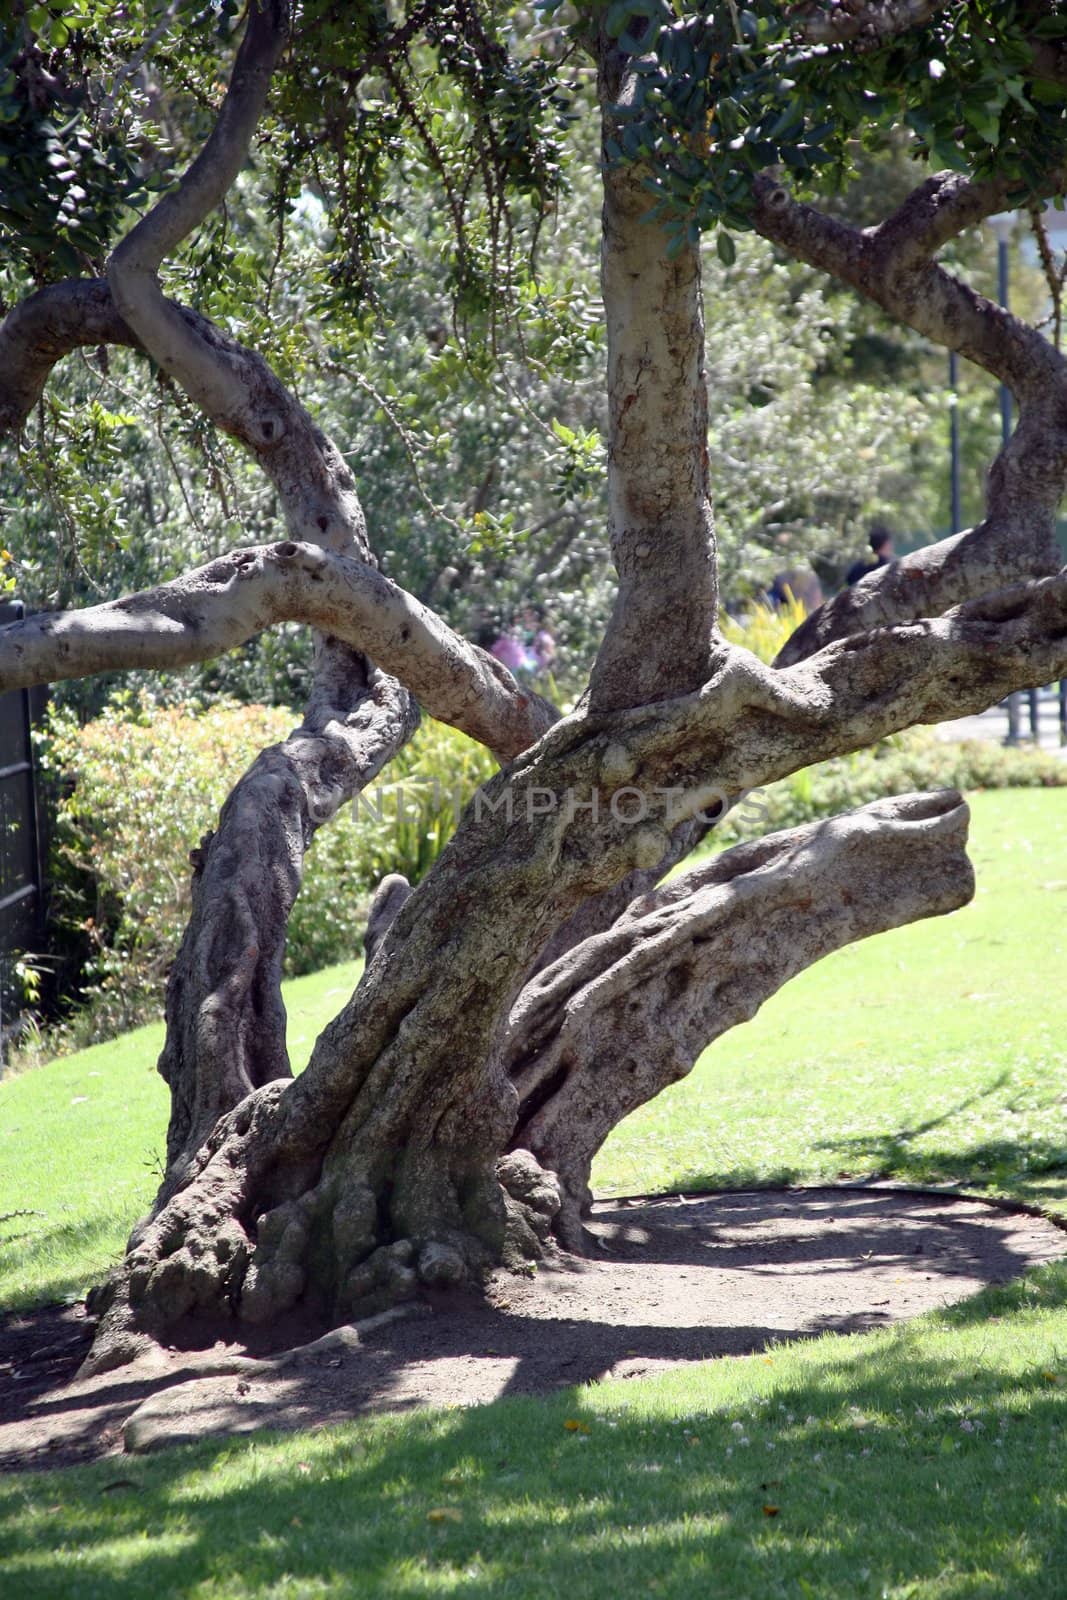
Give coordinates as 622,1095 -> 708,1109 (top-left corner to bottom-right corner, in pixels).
0,599 -> 48,1066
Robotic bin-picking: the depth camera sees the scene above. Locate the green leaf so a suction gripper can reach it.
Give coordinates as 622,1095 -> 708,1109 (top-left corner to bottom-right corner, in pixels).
716,230 -> 737,266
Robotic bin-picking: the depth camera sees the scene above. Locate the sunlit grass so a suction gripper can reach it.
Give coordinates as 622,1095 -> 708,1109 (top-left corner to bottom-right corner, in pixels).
1,1262 -> 1065,1597
0,962 -> 359,1312
2,790 -> 1066,1313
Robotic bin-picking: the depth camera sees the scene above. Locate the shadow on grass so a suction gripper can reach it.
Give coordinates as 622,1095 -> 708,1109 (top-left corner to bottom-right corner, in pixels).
1,1264 -> 1065,1600
660,1074 -> 1067,1214
0,1212 -> 129,1314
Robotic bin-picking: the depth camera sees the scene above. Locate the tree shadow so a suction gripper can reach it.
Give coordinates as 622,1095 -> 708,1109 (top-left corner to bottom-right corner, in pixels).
3,1186 -> 1062,1481
2,1262 -> 1065,1599
668,1071 -> 1067,1206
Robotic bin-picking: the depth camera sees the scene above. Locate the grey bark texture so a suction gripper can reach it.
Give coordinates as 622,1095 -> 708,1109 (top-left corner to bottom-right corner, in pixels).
2,2 -> 1066,1374
507,790 -> 973,1246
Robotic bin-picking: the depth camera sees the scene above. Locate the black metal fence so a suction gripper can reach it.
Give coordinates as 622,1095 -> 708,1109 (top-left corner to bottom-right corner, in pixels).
0,599 -> 48,1047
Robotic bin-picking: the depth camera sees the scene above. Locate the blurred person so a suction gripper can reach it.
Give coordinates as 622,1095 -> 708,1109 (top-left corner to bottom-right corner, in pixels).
522,604 -> 556,677
846,524 -> 894,586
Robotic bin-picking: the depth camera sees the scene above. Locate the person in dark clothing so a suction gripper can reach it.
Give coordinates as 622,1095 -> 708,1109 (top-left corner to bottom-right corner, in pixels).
846,524 -> 894,586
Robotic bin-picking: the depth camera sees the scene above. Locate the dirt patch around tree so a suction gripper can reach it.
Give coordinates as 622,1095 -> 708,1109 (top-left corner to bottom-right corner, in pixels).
2,1185 -> 1064,1471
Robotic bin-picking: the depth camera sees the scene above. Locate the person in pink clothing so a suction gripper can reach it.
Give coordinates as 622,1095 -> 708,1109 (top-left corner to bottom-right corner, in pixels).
522,604 -> 556,677
489,626 -> 534,675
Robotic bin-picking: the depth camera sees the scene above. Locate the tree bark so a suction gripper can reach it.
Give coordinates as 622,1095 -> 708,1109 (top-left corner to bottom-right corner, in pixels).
158,649 -> 418,1185
507,789 -> 972,1245
4,3 -> 1066,1381
587,48 -> 717,712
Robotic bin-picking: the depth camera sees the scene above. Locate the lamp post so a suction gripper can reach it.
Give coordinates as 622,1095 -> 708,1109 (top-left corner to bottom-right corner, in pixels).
987,211 -> 1015,447
948,349 -> 961,535
985,212 -> 1038,744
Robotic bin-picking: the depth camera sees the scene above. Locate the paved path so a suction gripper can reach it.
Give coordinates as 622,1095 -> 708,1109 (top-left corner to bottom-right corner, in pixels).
936,688 -> 1067,754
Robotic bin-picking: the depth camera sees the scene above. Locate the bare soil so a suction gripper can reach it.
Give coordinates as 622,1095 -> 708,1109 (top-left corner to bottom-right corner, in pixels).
2,1185 -> 1063,1471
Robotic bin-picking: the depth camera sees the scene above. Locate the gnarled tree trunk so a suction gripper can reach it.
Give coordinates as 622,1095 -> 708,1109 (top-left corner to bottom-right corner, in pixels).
2,2 -> 1067,1376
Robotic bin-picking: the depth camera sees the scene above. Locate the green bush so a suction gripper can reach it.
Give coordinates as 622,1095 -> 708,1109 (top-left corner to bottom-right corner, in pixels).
40,693 -> 494,1047
721,726 -> 1067,845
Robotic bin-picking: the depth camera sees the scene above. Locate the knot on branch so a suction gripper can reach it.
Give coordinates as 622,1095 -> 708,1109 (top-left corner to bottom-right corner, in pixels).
271,539 -> 327,573
254,411 -> 286,445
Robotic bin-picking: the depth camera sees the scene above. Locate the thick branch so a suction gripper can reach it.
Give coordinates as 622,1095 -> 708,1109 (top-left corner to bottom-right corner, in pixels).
752,174 -> 1067,402
106,2 -> 290,437
0,541 -> 555,758
775,407 -> 1067,666
0,278 -> 139,435
507,789 -> 972,1240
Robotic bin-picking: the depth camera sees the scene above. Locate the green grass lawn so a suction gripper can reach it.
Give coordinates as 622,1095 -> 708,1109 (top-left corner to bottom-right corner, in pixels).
1,786 -> 1066,1598
0,964 -> 361,1313
4,787 -> 1065,1314
1,1266 -> 1064,1599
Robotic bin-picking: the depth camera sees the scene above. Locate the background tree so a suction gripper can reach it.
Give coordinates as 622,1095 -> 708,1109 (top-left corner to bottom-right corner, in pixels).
2,0 -> 1067,1376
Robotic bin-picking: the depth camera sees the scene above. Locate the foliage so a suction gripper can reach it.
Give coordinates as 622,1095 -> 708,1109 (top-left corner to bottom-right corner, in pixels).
721,590 -> 808,660
37,693 -> 494,1046
1,2 -> 1008,703
0,1 -> 572,301
567,0 -> 1067,258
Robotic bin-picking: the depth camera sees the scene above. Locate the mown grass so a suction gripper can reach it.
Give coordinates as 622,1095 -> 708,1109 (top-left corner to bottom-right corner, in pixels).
1,787 -> 1066,1598
1,1264 -> 1065,1598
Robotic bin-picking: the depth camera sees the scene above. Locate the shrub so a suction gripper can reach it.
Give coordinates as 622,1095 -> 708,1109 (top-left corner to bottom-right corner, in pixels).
721,726 -> 1067,846
720,593 -> 807,663
40,693 -> 494,1047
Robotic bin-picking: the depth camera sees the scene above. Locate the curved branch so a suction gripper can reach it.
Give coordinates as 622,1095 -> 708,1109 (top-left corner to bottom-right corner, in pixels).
0,278 -> 139,436
751,170 -> 1067,664
159,651 -> 417,1181
751,173 -> 1067,402
0,540 -> 556,758
506,789 -> 972,1240
774,406 -> 1067,666
106,1 -> 289,429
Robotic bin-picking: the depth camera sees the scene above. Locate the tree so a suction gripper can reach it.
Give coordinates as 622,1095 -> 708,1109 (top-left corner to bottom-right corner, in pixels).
2,0 -> 1067,1376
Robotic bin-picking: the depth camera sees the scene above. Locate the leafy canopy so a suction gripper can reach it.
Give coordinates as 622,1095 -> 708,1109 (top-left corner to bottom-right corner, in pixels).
539,1 -> 1067,256
0,0 -> 573,316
